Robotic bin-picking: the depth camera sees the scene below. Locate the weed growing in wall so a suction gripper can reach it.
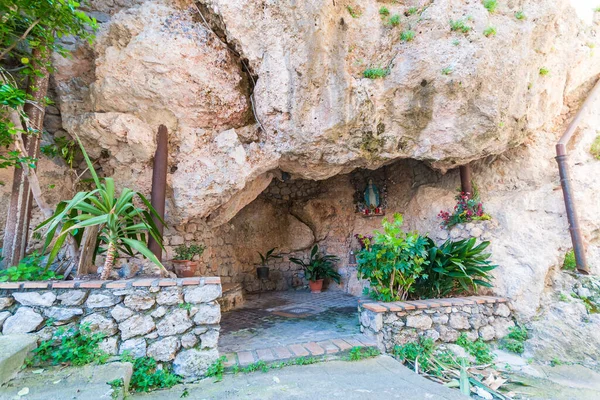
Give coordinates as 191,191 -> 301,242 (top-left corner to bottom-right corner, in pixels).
450,19 -> 471,33
379,7 -> 389,17
389,14 -> 401,27
590,134 -> 600,160
346,5 -> 361,18
500,326 -> 528,354
482,0 -> 497,13
515,11 -> 526,20
400,30 -> 416,42
363,67 -> 389,79
483,26 -> 496,37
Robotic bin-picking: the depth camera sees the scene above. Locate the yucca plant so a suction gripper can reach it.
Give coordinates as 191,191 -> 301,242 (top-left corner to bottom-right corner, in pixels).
414,237 -> 497,298
36,135 -> 167,279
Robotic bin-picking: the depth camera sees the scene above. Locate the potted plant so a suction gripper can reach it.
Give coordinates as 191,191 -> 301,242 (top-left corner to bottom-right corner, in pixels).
172,243 -> 205,277
290,244 -> 341,293
256,248 -> 281,280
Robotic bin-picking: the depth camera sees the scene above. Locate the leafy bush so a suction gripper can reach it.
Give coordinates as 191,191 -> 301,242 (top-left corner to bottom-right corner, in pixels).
0,252 -> 61,282
441,66 -> 453,75
290,244 -> 341,283
450,19 -> 471,33
363,68 -> 388,79
407,7 -> 419,15
400,30 -> 416,42
257,247 -> 281,266
456,333 -> 495,364
173,243 -> 205,261
590,134 -> 600,160
356,213 -> 430,301
413,238 -> 497,299
379,7 -> 389,17
30,323 -> 108,366
128,357 -> 181,392
514,11 -> 526,20
563,249 -> 576,270
438,188 -> 490,228
539,67 -> 549,76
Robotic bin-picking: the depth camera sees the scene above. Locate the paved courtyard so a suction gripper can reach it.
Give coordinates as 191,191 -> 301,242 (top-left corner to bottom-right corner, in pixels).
219,290 -> 371,364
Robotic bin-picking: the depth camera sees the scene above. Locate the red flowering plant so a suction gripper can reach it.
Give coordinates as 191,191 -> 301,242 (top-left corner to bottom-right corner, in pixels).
438,189 -> 491,229
354,234 -> 373,249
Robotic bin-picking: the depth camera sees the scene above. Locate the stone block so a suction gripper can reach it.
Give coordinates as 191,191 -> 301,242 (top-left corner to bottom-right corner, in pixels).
2,308 -> 43,334
81,313 -> 118,336
449,314 -> 470,330
119,338 -> 147,358
406,314 -> 433,330
173,349 -> 219,379
57,290 -> 88,306
124,291 -> 156,311
0,297 -> 14,310
157,309 -> 193,336
13,292 -> 56,307
86,292 -> 122,308
111,305 -> 135,322
156,287 -> 183,306
192,304 -> 221,325
147,337 -> 180,361
184,285 -> 222,304
199,329 -> 219,349
119,315 -> 155,340
43,307 -> 83,323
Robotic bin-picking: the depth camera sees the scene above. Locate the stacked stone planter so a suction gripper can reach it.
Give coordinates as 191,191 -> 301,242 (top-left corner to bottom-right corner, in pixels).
0,277 -> 222,379
359,296 -> 514,353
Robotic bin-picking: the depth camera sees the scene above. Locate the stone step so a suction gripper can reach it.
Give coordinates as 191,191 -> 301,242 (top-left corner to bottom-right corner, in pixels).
221,334 -> 378,369
0,335 -> 37,386
0,362 -> 133,400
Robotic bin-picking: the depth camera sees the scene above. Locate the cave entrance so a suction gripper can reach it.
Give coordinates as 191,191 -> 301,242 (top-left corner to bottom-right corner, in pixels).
215,158 -> 443,363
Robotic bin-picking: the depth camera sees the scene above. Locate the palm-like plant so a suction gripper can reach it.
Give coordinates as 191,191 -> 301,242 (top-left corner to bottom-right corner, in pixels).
290,245 -> 341,283
36,136 -> 168,279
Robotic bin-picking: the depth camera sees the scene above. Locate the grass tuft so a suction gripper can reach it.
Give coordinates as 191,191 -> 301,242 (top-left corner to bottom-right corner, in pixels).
590,134 -> 600,160
379,7 -> 389,17
483,26 -> 496,37
539,67 -> 550,76
483,0 -> 497,13
389,14 -> 401,27
515,11 -> 526,20
450,19 -> 471,33
441,66 -> 453,75
400,30 -> 416,42
363,68 -> 389,79
346,5 -> 361,18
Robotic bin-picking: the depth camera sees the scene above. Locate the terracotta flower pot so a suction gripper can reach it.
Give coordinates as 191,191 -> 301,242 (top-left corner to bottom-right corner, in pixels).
309,279 -> 324,293
172,260 -> 198,278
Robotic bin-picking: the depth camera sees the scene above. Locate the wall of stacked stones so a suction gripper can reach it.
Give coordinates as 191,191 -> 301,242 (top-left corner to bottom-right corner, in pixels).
0,277 -> 222,379
359,297 -> 514,353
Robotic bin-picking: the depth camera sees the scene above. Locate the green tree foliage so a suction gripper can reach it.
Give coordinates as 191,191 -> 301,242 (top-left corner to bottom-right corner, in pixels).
0,0 -> 97,161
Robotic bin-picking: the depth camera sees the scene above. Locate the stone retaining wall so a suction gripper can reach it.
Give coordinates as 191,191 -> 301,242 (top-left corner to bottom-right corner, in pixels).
0,277 -> 222,379
359,296 -> 514,353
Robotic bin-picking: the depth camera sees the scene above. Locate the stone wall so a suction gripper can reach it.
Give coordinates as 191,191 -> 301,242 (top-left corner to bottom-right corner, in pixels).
359,296 -> 514,353
0,277 -> 222,380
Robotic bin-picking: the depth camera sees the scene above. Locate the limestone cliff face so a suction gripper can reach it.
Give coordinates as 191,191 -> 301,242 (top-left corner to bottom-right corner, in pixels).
51,0 -> 600,224
2,0 -> 600,363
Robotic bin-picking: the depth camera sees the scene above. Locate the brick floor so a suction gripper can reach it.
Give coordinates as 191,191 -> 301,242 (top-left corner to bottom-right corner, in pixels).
218,289 -> 377,368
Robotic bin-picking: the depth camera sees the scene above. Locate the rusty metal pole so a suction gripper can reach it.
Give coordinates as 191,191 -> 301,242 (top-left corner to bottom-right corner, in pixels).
148,125 -> 168,261
554,78 -> 600,274
459,164 -> 473,197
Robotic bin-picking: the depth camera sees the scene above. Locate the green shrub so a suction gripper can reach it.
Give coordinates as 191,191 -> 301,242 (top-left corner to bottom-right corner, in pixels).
450,19 -> 471,33
456,333 -> 495,364
356,213 -> 430,301
590,135 -> 600,160
413,237 -> 497,299
441,66 -> 453,75
30,323 -> 108,366
483,26 -> 496,37
379,7 -> 389,17
173,243 -> 205,261
407,7 -> 419,15
400,30 -> 416,42
482,0 -> 497,13
539,67 -> 550,76
129,357 -> 181,392
514,11 -> 526,20
363,68 -> 389,79
290,244 -> 341,283
40,136 -> 79,168
389,14 -> 401,27
0,252 -> 62,282
563,249 -> 576,270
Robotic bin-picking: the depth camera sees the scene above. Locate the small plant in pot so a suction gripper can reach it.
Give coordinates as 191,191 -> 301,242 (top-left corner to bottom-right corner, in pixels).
290,245 -> 341,293
256,248 -> 281,280
172,243 -> 205,277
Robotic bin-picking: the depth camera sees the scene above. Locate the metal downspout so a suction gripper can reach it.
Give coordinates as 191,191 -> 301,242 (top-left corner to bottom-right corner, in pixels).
555,78 -> 600,275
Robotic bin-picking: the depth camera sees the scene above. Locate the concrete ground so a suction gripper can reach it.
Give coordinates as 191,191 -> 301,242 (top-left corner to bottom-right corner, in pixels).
133,355 -> 467,400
